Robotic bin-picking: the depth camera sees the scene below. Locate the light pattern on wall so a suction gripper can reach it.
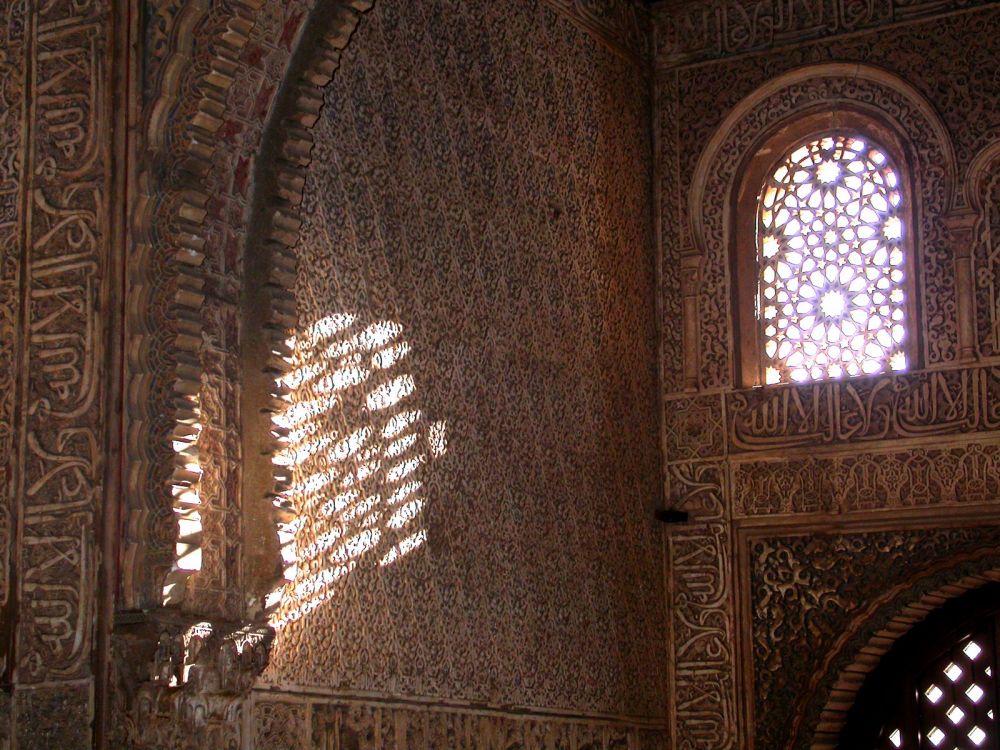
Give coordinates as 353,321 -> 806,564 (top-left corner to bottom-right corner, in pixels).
758,134 -> 907,383
267,313 -> 439,626
162,398 -> 204,604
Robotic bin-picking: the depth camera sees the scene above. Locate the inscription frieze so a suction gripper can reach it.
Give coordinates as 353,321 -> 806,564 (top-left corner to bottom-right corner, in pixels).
16,0 -> 108,700
653,0 -> 994,68
0,0 -> 27,681
666,463 -> 737,749
728,365 -> 1000,452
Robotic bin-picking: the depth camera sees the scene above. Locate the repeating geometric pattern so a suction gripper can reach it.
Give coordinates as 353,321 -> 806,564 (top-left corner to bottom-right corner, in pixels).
261,0 -> 667,721
758,134 -> 908,383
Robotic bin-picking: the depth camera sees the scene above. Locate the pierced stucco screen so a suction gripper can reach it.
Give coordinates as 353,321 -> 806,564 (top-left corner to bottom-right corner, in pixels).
757,134 -> 908,384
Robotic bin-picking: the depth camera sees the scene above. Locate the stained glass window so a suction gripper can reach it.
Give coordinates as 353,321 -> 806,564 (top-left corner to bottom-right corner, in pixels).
757,134 -> 908,384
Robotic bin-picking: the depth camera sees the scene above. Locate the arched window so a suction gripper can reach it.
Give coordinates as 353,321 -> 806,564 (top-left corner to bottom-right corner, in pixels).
734,122 -> 918,387
842,583 -> 1000,750
758,134 -> 908,383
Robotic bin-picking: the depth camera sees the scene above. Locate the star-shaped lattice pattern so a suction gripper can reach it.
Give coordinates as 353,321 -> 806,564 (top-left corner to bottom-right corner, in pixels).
757,134 -> 908,383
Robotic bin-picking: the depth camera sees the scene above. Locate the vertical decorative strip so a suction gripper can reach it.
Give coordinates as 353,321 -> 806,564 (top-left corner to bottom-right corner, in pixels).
12,0 -> 110,746
666,462 -> 738,749
947,211 -> 979,363
0,0 -> 28,695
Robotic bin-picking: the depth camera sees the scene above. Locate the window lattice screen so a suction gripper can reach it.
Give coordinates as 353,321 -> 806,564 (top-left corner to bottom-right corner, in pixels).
756,134 -> 908,384
881,627 -> 1000,750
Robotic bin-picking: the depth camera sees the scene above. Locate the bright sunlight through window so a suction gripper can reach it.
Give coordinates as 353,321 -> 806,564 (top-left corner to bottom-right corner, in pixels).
757,134 -> 908,384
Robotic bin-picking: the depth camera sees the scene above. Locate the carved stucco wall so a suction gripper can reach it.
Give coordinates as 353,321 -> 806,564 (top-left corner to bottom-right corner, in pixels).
0,0 -> 115,746
7,0 -> 996,747
653,2 -> 1000,748
126,0 -> 321,617
254,1 -> 668,746
1,0 -> 668,746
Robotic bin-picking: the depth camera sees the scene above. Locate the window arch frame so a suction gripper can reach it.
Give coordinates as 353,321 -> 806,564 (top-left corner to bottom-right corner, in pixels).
731,108 -> 923,388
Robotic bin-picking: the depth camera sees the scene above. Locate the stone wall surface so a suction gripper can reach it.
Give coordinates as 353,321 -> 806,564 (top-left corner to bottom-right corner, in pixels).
258,0 -> 667,742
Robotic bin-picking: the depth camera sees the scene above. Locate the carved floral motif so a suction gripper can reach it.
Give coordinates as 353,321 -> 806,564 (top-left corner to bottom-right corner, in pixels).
113,616 -> 273,750
734,441 -> 1000,515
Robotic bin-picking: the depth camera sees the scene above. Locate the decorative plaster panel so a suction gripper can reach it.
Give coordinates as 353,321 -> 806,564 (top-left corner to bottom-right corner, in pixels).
261,0 -> 666,724
653,0 -> 996,69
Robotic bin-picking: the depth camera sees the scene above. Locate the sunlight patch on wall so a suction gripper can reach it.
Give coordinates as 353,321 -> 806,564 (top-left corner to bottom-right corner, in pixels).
266,314 -> 448,628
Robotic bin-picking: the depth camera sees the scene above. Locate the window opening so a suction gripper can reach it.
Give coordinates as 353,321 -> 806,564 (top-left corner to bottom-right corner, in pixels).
842,583 -> 1000,750
880,627 -> 999,749
756,134 -> 908,384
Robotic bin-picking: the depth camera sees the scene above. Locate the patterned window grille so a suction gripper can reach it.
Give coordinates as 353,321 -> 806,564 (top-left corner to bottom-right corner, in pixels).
879,625 -> 1000,750
756,134 -> 908,384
